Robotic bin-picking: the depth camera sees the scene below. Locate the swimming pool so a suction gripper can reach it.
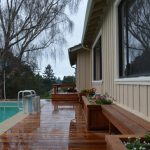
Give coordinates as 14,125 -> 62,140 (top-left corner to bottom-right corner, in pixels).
0,101 -> 22,123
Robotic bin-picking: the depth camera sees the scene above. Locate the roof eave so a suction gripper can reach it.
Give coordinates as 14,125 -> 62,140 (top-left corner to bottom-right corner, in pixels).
81,0 -> 109,48
68,44 -> 83,66
81,0 -> 93,45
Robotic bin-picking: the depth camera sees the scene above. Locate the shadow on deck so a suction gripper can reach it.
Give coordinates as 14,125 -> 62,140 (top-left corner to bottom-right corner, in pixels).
0,100 -> 108,150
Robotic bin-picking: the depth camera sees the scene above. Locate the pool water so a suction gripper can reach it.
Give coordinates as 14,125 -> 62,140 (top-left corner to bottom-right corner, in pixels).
0,102 -> 22,123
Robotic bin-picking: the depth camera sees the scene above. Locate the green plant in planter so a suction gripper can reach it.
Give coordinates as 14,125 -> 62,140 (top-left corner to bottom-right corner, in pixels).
88,88 -> 96,97
144,131 -> 150,143
96,98 -> 112,105
94,93 -> 113,105
80,89 -> 89,94
124,132 -> 150,150
80,88 -> 96,97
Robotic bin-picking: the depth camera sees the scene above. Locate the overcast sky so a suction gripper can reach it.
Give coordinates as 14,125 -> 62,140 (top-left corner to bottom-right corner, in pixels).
39,0 -> 88,79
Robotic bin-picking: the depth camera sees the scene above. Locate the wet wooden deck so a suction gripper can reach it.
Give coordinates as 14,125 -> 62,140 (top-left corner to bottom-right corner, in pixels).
0,100 -> 107,150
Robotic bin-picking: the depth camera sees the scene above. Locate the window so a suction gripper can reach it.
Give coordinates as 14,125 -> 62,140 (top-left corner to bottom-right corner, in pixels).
118,0 -> 150,77
93,36 -> 102,80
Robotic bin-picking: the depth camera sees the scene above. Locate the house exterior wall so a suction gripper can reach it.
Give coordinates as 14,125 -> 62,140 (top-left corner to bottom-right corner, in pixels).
76,50 -> 91,91
91,0 -> 150,121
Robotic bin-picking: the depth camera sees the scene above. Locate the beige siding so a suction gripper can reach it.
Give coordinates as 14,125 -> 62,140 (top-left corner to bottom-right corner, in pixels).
148,87 -> 150,117
101,3 -> 115,97
128,85 -> 134,109
116,85 -> 120,103
119,85 -> 124,105
76,50 -> 91,91
92,82 -> 103,94
133,85 -> 140,112
91,1 -> 150,120
140,86 -> 148,116
124,85 -> 128,106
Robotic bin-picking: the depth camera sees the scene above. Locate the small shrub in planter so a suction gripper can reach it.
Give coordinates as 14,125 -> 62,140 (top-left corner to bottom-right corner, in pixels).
123,132 -> 150,150
80,88 -> 96,97
88,93 -> 114,105
96,98 -> 112,105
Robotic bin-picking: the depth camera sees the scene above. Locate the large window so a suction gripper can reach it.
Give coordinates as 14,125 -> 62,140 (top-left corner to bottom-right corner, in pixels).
93,37 -> 102,80
118,0 -> 150,77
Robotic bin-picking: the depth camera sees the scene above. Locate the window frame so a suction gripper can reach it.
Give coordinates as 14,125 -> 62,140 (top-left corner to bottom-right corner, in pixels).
118,0 -> 150,78
92,32 -> 102,82
114,0 -> 150,85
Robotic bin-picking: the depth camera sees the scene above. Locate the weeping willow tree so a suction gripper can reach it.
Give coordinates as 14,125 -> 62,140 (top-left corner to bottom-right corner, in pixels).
0,0 -> 81,99
0,0 -> 81,63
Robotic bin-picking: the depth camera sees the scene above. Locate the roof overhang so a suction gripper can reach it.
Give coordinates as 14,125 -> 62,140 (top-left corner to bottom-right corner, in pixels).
82,0 -> 110,48
68,44 -> 83,66
68,0 -> 111,66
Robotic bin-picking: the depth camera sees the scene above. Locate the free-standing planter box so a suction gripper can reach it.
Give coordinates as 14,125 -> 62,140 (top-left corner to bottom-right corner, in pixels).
79,93 -> 87,105
105,135 -> 145,150
82,96 -> 109,130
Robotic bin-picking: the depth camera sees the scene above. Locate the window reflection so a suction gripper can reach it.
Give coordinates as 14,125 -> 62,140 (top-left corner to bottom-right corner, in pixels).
93,37 -> 102,80
119,0 -> 150,77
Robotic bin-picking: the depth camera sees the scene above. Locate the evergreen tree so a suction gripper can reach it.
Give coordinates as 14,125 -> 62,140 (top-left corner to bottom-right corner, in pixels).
62,76 -> 75,83
43,64 -> 56,91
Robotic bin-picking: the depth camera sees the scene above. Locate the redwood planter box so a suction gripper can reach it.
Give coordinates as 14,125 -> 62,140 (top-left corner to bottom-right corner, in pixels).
79,93 -> 87,105
82,96 -> 109,130
51,93 -> 79,101
105,135 -> 145,150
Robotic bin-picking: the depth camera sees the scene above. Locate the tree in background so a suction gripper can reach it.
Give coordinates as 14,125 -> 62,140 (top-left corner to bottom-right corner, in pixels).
55,77 -> 62,84
43,65 -> 55,81
42,64 -> 56,97
0,0 -> 81,66
62,75 -> 75,83
0,0 -> 81,99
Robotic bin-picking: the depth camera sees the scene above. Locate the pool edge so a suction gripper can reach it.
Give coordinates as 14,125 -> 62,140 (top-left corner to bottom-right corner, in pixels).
0,112 -> 28,135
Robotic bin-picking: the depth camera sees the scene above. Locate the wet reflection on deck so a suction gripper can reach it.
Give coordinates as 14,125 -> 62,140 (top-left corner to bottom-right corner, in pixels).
0,100 -> 107,150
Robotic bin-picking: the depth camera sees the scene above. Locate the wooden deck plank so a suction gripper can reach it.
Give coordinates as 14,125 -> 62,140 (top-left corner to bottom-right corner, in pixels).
0,100 -> 107,150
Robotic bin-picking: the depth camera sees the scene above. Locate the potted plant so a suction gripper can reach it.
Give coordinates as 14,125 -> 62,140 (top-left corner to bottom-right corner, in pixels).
79,88 -> 96,103
95,93 -> 113,105
88,88 -> 96,97
88,93 -> 113,105
123,132 -> 150,150
106,132 -> 150,150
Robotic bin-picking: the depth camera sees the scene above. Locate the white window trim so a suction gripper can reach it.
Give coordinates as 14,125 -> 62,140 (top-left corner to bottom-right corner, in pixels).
113,0 -> 150,85
92,80 -> 103,84
92,29 -> 102,82
113,0 -> 121,81
115,77 -> 150,85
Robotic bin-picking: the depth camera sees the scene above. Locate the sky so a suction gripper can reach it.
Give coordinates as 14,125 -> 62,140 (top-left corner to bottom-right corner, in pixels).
39,0 -> 88,79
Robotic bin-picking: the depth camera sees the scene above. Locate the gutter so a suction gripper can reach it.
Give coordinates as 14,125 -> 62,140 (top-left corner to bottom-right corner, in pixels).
68,43 -> 90,67
81,44 -> 90,51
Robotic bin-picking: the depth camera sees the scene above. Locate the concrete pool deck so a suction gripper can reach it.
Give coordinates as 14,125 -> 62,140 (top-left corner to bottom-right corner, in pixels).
0,111 -> 28,135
